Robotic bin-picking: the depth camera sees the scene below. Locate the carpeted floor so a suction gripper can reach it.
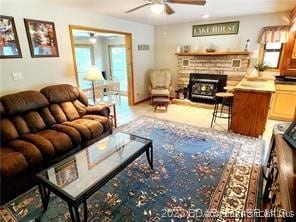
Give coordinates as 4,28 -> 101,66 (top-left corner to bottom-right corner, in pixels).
0,116 -> 264,222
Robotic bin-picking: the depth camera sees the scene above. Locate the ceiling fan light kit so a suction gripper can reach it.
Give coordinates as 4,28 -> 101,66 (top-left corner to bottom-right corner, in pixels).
150,1 -> 165,14
125,0 -> 206,15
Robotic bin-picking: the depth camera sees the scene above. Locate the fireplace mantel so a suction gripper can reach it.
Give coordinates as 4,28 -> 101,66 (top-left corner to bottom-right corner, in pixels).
175,51 -> 249,56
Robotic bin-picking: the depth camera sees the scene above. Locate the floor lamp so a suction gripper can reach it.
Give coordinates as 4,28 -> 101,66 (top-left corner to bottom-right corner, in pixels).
84,65 -> 105,104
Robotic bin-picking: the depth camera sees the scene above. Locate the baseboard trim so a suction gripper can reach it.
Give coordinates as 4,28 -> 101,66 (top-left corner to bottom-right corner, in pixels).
134,97 -> 150,105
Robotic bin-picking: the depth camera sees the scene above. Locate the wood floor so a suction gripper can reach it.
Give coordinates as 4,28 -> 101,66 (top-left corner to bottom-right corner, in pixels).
116,96 -> 281,147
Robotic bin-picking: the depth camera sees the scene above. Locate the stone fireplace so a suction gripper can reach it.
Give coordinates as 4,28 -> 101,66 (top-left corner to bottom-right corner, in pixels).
176,52 -> 250,90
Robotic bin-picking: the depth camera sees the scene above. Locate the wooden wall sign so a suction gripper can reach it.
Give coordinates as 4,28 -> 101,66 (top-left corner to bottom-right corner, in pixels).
192,21 -> 240,37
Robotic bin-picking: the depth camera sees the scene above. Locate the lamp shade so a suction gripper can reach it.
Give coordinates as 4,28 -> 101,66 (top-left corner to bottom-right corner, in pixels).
84,66 -> 104,81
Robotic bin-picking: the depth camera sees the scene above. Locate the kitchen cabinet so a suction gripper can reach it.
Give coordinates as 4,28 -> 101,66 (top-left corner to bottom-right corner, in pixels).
269,84 -> 296,121
230,77 -> 275,137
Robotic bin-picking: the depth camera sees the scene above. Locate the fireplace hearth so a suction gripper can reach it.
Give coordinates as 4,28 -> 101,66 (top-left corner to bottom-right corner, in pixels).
188,73 -> 227,104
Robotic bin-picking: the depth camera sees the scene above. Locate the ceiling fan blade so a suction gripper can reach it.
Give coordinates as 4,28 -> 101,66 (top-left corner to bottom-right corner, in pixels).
167,0 -> 206,5
165,3 -> 175,15
125,3 -> 151,13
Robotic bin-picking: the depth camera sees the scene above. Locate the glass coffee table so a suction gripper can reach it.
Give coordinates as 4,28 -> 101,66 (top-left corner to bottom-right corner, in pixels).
36,132 -> 153,222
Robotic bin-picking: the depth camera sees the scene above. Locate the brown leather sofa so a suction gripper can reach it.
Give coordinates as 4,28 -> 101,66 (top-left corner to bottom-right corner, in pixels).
0,84 -> 113,203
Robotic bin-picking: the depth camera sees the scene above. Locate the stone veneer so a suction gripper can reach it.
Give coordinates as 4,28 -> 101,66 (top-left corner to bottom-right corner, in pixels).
177,54 -> 250,89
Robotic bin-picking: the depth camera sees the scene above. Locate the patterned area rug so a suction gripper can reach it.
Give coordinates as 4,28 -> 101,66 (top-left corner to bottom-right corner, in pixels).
0,116 -> 264,221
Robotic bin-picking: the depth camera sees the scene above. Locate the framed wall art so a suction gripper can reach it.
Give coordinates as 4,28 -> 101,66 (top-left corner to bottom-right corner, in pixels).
24,18 -> 59,57
0,15 -> 22,59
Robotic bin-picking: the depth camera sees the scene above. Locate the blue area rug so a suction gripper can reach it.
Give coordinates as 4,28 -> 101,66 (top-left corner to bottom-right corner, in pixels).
0,116 -> 264,221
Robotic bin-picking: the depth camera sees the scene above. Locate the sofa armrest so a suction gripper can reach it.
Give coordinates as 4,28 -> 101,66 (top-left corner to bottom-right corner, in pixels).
86,105 -> 110,117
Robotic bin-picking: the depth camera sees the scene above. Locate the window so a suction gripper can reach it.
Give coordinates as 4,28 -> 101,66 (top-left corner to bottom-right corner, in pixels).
262,42 -> 283,69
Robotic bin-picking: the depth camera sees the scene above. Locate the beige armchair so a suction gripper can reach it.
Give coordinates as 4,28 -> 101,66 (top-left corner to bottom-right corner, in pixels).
149,69 -> 172,102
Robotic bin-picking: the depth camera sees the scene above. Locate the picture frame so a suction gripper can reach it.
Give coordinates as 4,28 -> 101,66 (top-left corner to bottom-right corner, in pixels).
283,120 -> 296,149
183,45 -> 190,53
55,159 -> 78,188
24,18 -> 59,57
0,15 -> 22,59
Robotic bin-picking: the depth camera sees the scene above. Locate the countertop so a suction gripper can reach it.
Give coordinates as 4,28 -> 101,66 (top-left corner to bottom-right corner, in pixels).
234,76 -> 276,93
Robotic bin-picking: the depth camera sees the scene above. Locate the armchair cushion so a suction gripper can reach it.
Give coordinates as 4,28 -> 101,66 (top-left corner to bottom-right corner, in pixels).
150,69 -> 172,89
151,89 -> 170,96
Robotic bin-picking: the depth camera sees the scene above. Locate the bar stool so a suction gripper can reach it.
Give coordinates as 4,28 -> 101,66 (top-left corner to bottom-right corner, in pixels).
210,92 -> 234,130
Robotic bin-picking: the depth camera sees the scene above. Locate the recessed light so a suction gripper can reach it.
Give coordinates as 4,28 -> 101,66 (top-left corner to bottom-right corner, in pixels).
202,14 -> 209,19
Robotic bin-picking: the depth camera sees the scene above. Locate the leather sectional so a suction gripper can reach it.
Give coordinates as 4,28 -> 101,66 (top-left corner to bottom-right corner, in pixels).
0,84 -> 113,203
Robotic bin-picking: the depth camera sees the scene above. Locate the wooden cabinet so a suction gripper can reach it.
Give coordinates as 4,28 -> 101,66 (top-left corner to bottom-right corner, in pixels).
263,134 -> 296,221
230,90 -> 272,137
280,31 -> 296,76
269,84 -> 296,121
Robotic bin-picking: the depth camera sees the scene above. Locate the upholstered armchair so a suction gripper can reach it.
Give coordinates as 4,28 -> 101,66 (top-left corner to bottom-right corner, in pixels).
149,69 -> 172,102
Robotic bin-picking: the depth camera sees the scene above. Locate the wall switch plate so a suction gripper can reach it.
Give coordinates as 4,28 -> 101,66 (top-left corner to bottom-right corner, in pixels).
12,72 -> 23,81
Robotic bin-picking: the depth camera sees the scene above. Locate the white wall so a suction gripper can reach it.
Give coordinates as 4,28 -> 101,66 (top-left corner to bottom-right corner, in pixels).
0,0 -> 154,103
154,12 -> 290,92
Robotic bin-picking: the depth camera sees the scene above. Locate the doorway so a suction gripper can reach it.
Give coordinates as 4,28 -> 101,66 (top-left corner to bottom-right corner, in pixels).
69,25 -> 134,105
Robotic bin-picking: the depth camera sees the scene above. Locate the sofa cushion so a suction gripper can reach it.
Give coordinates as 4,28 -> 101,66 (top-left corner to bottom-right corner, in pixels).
63,119 -> 104,141
82,115 -> 112,131
12,116 -> 30,135
21,134 -> 55,158
40,107 -> 56,127
73,100 -> 87,116
60,102 -> 80,121
49,104 -> 68,123
0,147 -> 29,177
51,124 -> 81,145
0,102 -> 5,116
23,111 -> 47,133
1,118 -> 19,144
36,129 -> 73,154
8,140 -> 43,167
1,91 -> 49,115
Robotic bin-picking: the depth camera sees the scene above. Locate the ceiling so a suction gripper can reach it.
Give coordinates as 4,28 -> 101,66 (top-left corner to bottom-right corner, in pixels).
57,0 -> 295,26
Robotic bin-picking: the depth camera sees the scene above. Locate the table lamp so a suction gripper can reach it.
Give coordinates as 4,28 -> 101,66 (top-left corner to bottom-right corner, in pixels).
84,65 -> 104,103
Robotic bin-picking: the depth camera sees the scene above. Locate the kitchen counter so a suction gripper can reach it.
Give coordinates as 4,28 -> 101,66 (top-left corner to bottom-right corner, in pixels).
231,76 -> 275,137
233,76 -> 275,93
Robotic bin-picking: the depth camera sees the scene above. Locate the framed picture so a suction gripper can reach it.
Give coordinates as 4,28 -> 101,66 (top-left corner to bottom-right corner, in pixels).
55,159 -> 78,188
24,19 -> 59,57
183,45 -> 190,53
0,15 -> 22,59
283,121 -> 296,149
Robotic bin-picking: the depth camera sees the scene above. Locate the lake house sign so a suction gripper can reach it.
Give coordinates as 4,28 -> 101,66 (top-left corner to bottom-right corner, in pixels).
192,21 -> 240,37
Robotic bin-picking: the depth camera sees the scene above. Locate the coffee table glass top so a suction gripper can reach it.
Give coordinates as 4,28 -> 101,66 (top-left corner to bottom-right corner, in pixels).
37,132 -> 151,200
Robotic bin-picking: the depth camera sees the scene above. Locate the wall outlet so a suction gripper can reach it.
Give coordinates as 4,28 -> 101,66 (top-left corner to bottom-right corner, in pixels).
12,72 -> 23,81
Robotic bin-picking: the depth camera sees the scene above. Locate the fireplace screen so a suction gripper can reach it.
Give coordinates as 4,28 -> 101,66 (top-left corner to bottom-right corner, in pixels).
191,79 -> 218,100
188,73 -> 227,103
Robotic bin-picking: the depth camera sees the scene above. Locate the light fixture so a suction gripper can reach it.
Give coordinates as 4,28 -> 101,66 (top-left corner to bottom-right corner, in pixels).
89,33 -> 96,44
202,14 -> 209,19
84,65 -> 104,103
150,0 -> 164,14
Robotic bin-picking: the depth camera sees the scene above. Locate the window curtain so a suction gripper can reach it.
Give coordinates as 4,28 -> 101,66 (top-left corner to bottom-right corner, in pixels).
257,25 -> 290,43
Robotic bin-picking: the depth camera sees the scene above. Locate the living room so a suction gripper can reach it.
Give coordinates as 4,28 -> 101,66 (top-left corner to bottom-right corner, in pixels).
1,0 -> 296,221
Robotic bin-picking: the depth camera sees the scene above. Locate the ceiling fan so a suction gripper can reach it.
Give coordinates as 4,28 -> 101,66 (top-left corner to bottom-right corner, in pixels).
125,0 -> 206,15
